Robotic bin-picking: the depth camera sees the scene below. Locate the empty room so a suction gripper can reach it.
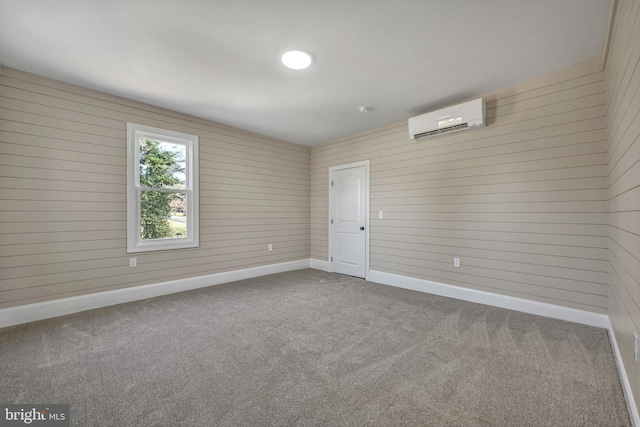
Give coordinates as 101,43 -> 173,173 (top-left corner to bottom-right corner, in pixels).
0,0 -> 638,425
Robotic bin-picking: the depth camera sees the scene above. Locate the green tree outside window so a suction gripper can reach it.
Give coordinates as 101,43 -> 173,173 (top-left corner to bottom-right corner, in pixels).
139,139 -> 186,239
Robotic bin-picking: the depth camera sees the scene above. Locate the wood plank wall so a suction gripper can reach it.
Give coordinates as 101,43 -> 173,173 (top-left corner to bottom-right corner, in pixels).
605,0 -> 640,412
311,58 -> 609,314
0,67 -> 310,309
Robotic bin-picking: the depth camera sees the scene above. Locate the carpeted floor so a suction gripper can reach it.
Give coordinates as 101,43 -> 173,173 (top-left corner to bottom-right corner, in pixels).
0,269 -> 631,426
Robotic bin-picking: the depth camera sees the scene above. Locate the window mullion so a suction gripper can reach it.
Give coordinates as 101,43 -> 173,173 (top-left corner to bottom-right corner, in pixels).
138,186 -> 185,193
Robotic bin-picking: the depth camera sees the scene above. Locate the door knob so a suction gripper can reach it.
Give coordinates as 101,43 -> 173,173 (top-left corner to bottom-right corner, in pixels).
360,226 -> 365,230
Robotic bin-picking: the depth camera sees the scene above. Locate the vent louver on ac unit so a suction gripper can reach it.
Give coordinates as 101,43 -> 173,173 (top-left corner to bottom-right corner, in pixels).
412,122 -> 470,139
408,98 -> 486,141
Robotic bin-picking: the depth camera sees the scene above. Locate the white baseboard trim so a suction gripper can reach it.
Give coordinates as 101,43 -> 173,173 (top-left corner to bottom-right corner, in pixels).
310,258 -> 330,272
368,269 -> 609,328
608,318 -> 640,427
0,259 -> 311,329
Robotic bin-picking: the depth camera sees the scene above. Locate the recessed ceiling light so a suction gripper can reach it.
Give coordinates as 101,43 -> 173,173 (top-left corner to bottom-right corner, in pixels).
282,51 -> 312,70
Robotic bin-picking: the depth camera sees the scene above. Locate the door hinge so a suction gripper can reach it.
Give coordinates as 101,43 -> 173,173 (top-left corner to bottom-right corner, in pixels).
331,219 -> 333,224
331,181 -> 333,186
331,257 -> 333,262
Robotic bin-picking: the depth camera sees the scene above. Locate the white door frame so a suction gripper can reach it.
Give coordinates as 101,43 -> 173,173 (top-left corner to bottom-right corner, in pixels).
328,160 -> 370,280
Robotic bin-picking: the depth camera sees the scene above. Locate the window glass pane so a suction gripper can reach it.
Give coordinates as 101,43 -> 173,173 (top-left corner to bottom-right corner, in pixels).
139,138 -> 186,189
140,190 -> 187,240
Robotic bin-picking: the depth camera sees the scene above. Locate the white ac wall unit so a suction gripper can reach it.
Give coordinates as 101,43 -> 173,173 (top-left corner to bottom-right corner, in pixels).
408,98 -> 486,141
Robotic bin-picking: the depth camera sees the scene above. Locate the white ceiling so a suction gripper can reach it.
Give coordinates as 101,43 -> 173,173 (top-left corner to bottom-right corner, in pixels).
0,0 -> 609,146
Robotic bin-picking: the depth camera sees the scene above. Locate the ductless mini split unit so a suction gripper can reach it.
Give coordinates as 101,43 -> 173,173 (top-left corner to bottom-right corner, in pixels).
408,98 -> 486,141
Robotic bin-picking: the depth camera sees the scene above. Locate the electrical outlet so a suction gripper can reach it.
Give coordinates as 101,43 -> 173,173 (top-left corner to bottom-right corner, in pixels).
268,244 -> 273,252
454,258 -> 461,268
634,333 -> 638,362
378,211 -> 384,219
129,258 -> 137,268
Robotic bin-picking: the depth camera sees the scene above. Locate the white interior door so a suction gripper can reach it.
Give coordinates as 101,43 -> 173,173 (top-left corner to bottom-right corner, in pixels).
331,165 -> 367,278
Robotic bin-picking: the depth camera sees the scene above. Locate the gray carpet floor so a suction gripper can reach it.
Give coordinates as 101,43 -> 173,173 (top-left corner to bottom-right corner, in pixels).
0,269 -> 631,426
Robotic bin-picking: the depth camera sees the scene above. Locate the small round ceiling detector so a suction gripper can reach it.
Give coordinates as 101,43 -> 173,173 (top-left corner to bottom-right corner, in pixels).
282,51 -> 312,70
359,106 -> 369,113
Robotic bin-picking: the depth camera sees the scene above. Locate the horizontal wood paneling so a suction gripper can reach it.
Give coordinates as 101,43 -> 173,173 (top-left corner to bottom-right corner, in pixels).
311,58 -> 608,314
605,0 -> 640,413
0,67 -> 310,308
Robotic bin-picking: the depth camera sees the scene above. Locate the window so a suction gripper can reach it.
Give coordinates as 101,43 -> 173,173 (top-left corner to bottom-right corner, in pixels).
127,123 -> 199,253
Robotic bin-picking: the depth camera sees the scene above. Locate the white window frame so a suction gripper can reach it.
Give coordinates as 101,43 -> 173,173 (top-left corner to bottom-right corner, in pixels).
126,123 -> 199,253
